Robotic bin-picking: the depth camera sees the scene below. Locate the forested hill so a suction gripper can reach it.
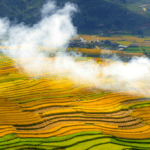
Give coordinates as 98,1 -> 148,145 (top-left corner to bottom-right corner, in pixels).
0,0 -> 150,34
0,0 -> 44,25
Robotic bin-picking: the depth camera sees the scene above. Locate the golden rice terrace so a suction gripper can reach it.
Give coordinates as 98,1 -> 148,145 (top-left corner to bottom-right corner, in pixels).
0,53 -> 150,150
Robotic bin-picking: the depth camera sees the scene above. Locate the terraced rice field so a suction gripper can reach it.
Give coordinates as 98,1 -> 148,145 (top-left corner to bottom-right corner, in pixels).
78,48 -> 145,57
1,53 -> 150,149
74,34 -> 144,44
74,35 -> 143,43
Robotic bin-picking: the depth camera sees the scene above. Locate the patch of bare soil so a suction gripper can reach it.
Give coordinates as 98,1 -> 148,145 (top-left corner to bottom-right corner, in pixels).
1,66 -> 15,70
122,98 -> 150,105
33,106 -> 72,114
16,111 -> 140,131
118,123 -> 144,129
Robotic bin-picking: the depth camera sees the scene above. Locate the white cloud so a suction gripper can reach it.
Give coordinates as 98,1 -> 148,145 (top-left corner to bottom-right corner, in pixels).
41,0 -> 57,17
0,0 -> 150,96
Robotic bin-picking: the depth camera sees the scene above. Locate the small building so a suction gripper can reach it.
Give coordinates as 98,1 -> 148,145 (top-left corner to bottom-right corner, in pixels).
78,38 -> 85,42
118,44 -> 127,48
110,42 -> 118,47
118,48 -> 124,51
98,41 -> 105,46
129,44 -> 138,47
118,45 -> 127,51
68,41 -> 78,47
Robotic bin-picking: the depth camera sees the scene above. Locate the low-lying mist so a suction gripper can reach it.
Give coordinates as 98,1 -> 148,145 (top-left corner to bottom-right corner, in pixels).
0,0 -> 150,96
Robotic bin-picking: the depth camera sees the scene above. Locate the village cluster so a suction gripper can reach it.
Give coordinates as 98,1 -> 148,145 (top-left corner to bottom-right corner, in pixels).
69,38 -> 138,51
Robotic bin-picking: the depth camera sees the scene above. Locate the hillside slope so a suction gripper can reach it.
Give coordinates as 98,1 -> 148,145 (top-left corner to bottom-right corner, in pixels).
0,0 -> 150,34
0,53 -> 150,149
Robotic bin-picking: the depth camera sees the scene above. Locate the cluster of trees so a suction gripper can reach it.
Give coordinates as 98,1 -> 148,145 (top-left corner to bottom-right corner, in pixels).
142,49 -> 150,57
0,0 -> 45,25
69,39 -> 119,49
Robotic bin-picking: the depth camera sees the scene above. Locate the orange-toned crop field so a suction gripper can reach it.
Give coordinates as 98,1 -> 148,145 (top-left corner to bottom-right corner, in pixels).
0,52 -> 150,149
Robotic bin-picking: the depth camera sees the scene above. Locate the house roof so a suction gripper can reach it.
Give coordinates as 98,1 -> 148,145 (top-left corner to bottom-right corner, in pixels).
129,44 -> 138,47
118,44 -> 127,48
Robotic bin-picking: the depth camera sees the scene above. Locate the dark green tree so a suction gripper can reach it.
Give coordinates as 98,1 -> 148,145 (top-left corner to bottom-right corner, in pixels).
0,0 -> 45,24
104,40 -> 111,46
120,0 -> 127,3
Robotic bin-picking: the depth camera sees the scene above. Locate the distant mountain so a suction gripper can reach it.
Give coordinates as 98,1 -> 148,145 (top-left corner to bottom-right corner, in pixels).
58,0 -> 150,34
0,0 -> 150,34
126,0 -> 150,4
0,0 -> 44,25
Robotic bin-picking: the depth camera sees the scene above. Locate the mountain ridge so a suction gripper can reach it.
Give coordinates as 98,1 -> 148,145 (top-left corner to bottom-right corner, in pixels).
0,0 -> 150,34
